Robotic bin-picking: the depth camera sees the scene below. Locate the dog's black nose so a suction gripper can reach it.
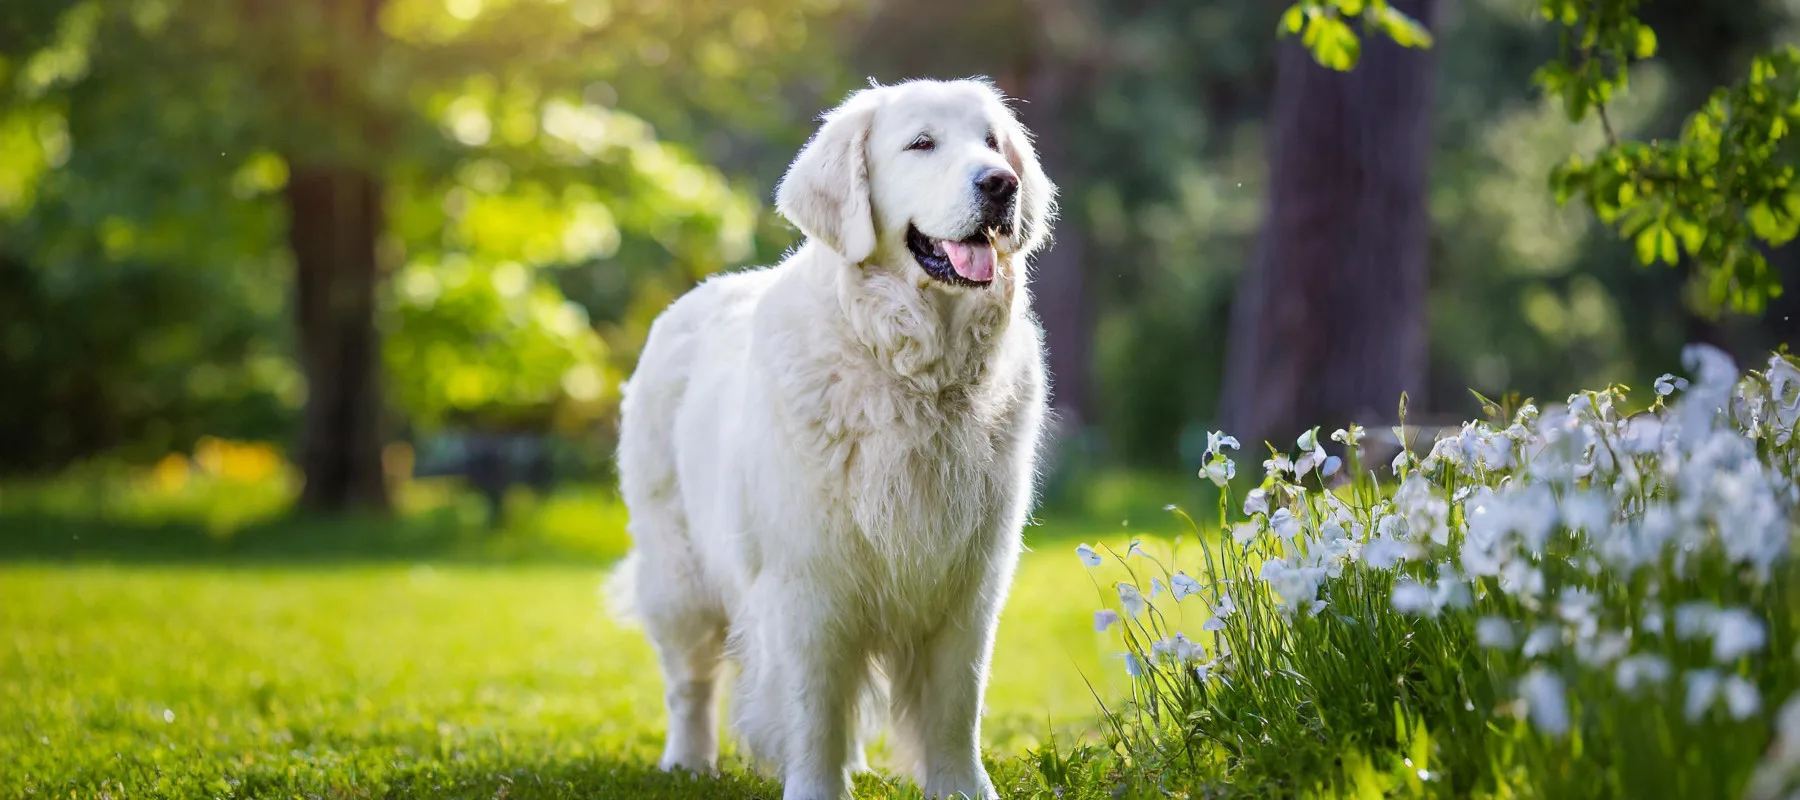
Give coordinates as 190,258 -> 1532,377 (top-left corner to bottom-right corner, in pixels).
976,168 -> 1019,206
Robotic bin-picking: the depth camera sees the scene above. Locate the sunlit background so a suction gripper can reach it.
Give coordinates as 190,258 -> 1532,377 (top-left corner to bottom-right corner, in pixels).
3,0 -> 1799,796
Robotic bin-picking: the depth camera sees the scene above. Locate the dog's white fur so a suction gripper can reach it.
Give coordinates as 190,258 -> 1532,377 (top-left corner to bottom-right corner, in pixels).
612,78 -> 1055,800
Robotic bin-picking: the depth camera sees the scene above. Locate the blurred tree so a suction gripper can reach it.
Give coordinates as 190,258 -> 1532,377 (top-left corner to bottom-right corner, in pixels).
0,0 -> 848,507
1221,0 -> 1439,447
282,0 -> 391,511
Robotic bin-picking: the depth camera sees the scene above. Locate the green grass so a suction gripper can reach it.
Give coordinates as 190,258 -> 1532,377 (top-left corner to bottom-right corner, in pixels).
0,470 -> 1165,799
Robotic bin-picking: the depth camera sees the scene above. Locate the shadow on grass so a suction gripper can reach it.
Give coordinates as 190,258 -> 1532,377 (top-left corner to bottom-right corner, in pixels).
17,754 -> 788,800
0,513 -> 561,566
0,481 -> 633,566
0,465 -> 1209,566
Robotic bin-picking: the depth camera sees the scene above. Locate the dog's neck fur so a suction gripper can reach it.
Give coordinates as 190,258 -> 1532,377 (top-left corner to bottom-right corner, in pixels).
792,241 -> 1022,396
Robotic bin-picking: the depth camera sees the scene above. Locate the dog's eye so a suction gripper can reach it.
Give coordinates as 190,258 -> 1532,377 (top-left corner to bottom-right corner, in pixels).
985,132 -> 1000,152
905,134 -> 935,152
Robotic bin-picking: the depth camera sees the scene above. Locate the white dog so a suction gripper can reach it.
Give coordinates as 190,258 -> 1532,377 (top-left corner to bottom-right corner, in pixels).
612,78 -> 1055,800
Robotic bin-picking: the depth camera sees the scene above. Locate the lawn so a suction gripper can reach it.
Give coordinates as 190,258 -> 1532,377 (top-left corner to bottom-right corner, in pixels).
0,468 -> 1169,799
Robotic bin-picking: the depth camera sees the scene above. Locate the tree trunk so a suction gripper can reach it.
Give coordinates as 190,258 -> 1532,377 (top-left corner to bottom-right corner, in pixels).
1016,60 -> 1092,436
1219,0 -> 1439,449
284,0 -> 390,513
287,168 -> 390,513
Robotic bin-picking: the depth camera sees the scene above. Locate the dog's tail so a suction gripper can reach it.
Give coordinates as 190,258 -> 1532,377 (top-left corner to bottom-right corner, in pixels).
599,550 -> 642,629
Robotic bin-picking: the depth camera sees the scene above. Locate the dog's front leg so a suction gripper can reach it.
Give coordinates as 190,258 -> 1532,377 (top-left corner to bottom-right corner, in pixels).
765,581 -> 862,800
891,589 -> 1004,800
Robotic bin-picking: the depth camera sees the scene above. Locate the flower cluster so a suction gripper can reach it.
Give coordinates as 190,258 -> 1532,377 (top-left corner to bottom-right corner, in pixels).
1079,346 -> 1800,792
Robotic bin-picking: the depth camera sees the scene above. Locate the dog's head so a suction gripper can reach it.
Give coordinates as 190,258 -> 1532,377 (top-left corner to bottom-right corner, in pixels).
775,79 -> 1056,289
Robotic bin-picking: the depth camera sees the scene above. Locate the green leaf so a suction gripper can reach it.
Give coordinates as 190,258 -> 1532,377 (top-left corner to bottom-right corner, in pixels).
1672,217 -> 1707,253
1280,5 -> 1307,35
1658,227 -> 1678,264
1634,226 -> 1659,265
1633,25 -> 1657,60
1375,6 -> 1434,50
1751,202 -> 1800,246
1304,16 -> 1361,71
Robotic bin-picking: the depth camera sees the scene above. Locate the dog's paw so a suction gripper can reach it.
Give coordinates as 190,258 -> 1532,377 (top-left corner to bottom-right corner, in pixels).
656,752 -> 719,776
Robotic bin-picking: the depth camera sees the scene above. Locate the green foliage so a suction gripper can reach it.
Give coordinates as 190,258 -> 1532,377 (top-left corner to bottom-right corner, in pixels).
1530,0 -> 1656,122
1278,0 -> 1435,71
1550,45 -> 1800,314
1281,0 -> 1800,317
0,0 -> 847,465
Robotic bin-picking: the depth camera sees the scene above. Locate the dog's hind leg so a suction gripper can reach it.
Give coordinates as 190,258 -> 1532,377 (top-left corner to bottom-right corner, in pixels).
629,509 -> 725,773
633,533 -> 726,774
646,602 -> 726,774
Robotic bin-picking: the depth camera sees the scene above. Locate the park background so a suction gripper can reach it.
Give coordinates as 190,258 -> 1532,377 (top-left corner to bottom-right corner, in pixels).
3,0 -> 1800,797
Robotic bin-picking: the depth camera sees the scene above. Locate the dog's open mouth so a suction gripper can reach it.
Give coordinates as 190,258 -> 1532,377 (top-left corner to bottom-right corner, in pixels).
907,224 -> 997,286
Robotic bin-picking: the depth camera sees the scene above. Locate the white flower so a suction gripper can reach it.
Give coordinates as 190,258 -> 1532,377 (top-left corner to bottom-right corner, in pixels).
1202,455 -> 1236,487
1614,654 -> 1671,693
1170,572 -> 1202,601
1331,424 -> 1365,448
1675,602 -> 1717,640
1519,668 -> 1570,737
1424,436 -> 1464,471
1202,594 -> 1237,631
1749,694 -> 1800,798
1151,633 -> 1204,663
1207,431 -> 1240,458
1391,578 -> 1435,616
1394,475 -> 1449,545
1391,449 -> 1414,475
1243,488 -> 1269,516
1726,675 -> 1763,720
1269,508 -> 1302,540
1076,543 -> 1102,568
1714,608 -> 1768,662
1149,577 -> 1165,599
1558,588 -> 1600,635
1231,523 -> 1259,548
1295,429 -> 1328,475
1264,453 -> 1293,477
1686,669 -> 1723,722
1362,536 -> 1419,569
1476,616 -> 1516,649
1654,373 -> 1689,397
1574,631 -> 1630,667
1214,594 -> 1238,618
1093,609 -> 1120,632
1260,559 -> 1327,608
1433,565 -> 1471,611
1320,455 -> 1342,477
1126,539 -> 1146,559
1117,583 -> 1145,618
1193,659 -> 1217,683
1522,625 -> 1560,658
1683,343 -> 1739,394
1499,560 -> 1546,599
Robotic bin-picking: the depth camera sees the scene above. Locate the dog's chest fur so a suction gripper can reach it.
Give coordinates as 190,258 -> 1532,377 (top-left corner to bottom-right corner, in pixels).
759,267 -> 1038,602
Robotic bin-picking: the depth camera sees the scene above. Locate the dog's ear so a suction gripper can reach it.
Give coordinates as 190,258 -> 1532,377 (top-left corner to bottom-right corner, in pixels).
776,91 -> 879,264
997,109 -> 1057,263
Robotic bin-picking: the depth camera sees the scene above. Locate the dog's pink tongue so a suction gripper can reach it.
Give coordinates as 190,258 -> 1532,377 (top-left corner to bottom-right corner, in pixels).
941,240 -> 995,282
